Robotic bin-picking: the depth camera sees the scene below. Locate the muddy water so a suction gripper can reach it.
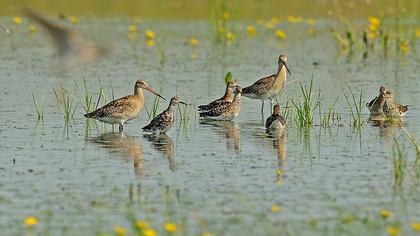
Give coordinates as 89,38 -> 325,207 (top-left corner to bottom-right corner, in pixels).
1,19 -> 420,235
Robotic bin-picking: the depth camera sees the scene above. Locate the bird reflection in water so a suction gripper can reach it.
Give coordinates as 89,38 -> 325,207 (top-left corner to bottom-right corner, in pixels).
368,115 -> 402,139
89,132 -> 144,176
144,133 -> 176,171
200,120 -> 241,153
268,129 -> 286,184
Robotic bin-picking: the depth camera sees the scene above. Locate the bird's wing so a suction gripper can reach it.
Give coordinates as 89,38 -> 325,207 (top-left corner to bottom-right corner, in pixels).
85,96 -> 135,118
142,110 -> 172,130
199,101 -> 231,117
243,75 -> 275,95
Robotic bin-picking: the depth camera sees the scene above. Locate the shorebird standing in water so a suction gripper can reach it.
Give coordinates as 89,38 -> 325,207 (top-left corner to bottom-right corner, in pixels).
198,80 -> 237,112
199,86 -> 242,120
366,86 -> 386,115
142,96 -> 186,134
383,91 -> 409,117
265,104 -> 286,132
84,80 -> 165,132
242,55 -> 291,115
23,8 -> 108,70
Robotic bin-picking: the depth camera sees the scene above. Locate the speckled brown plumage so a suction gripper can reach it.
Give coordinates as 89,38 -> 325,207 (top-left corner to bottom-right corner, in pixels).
199,86 -> 242,120
142,96 -> 181,134
265,104 -> 286,131
198,81 -> 237,111
366,86 -> 386,115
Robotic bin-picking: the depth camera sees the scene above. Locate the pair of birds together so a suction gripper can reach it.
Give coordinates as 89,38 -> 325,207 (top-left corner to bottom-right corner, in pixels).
366,86 -> 409,117
85,55 -> 291,134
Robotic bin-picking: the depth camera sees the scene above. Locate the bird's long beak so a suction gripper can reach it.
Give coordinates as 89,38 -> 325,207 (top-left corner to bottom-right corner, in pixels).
180,101 -> 188,105
281,59 -> 292,76
145,87 -> 166,100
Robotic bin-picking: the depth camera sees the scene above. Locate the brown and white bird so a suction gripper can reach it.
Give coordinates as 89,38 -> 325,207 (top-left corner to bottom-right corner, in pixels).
242,55 -> 291,114
84,80 -> 165,132
265,104 -> 286,131
198,80 -> 237,112
383,91 -> 409,117
366,86 -> 386,115
199,86 -> 242,120
23,8 -> 108,70
142,96 -> 186,134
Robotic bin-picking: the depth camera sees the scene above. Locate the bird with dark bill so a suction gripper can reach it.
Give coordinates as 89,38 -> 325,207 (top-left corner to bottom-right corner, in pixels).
198,80 -> 237,112
265,104 -> 286,132
199,86 -> 242,121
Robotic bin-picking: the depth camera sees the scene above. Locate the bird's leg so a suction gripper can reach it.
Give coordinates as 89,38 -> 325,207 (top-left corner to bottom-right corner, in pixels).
119,124 -> 124,133
270,98 -> 273,113
261,100 -> 265,124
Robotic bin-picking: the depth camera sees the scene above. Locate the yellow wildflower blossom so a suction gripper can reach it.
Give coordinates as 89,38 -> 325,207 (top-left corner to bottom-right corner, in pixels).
295,16 -> 304,23
386,226 -> 400,236
368,24 -> 378,32
271,17 -> 280,25
380,210 -> 393,219
143,228 -> 157,236
222,11 -> 230,20
164,222 -> 177,233
287,16 -> 297,23
276,169 -> 282,176
225,32 -> 235,40
13,16 -> 23,25
271,204 -> 282,212
24,216 -> 38,226
113,226 -> 127,236
128,24 -> 137,32
264,22 -> 274,29
145,30 -> 155,39
246,25 -> 256,37
135,220 -> 149,229
368,16 -> 381,27
275,30 -> 287,39
415,28 -> 420,38
400,41 -> 409,54
307,18 -> 316,25
190,38 -> 199,46
68,16 -> 80,24
28,24 -> 37,32
412,222 -> 420,231
147,40 -> 155,46
367,31 -> 377,39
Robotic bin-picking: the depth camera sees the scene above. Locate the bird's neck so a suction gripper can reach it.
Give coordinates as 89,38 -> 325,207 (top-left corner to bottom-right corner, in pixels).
275,64 -> 286,79
134,88 -> 144,100
167,102 -> 176,111
225,90 -> 234,101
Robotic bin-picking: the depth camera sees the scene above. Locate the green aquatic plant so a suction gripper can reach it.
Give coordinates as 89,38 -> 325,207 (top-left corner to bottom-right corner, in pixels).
31,92 -> 44,120
393,138 -> 407,187
224,71 -> 233,84
342,84 -> 364,128
52,85 -> 77,123
319,94 -> 341,128
290,78 -> 319,128
74,74 -> 94,113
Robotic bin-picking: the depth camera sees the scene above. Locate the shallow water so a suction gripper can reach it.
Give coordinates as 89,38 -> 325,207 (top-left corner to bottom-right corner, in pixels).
1,18 -> 420,235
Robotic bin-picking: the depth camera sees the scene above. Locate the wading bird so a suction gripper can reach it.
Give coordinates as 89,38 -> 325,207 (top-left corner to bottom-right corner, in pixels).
84,80 -> 165,132
383,91 -> 409,117
198,81 -> 237,112
199,86 -> 242,120
242,55 -> 291,115
142,96 -> 186,134
366,86 -> 386,115
265,104 -> 286,132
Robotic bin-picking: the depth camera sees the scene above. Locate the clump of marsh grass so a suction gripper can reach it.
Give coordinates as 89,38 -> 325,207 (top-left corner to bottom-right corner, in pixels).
74,74 -> 95,114
342,84 -> 364,128
52,85 -> 77,123
145,96 -> 161,120
31,92 -> 44,120
393,138 -> 407,187
290,78 -> 319,128
319,94 -> 341,128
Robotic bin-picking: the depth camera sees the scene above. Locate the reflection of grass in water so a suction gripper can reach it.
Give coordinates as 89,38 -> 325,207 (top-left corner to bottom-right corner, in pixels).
74,74 -> 95,114
318,94 -> 341,128
31,91 -> 44,120
290,78 -> 319,128
52,85 -> 77,123
342,84 -> 364,129
145,95 -> 161,120
393,138 -> 407,187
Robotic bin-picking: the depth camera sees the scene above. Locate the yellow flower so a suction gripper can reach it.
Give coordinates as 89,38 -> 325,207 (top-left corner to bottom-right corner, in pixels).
264,22 -> 274,29
295,16 -> 304,23
380,210 -> 393,219
164,222 -> 177,233
113,226 -> 127,236
146,39 -> 155,46
190,38 -> 199,46
287,16 -> 297,23
128,24 -> 137,32
415,28 -> 420,38
271,204 -> 282,212
400,41 -> 409,54
275,30 -> 287,39
222,11 -> 230,20
225,32 -> 235,40
28,24 -> 37,32
307,18 -> 316,26
24,216 -> 38,226
412,222 -> 420,231
271,17 -> 280,25
68,16 -> 80,24
307,28 -> 316,35
386,226 -> 400,236
276,169 -> 282,176
367,31 -> 378,39
135,220 -> 149,229
368,16 -> 381,27
13,16 -> 23,25
143,228 -> 157,236
145,30 -> 155,39
246,25 -> 256,37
